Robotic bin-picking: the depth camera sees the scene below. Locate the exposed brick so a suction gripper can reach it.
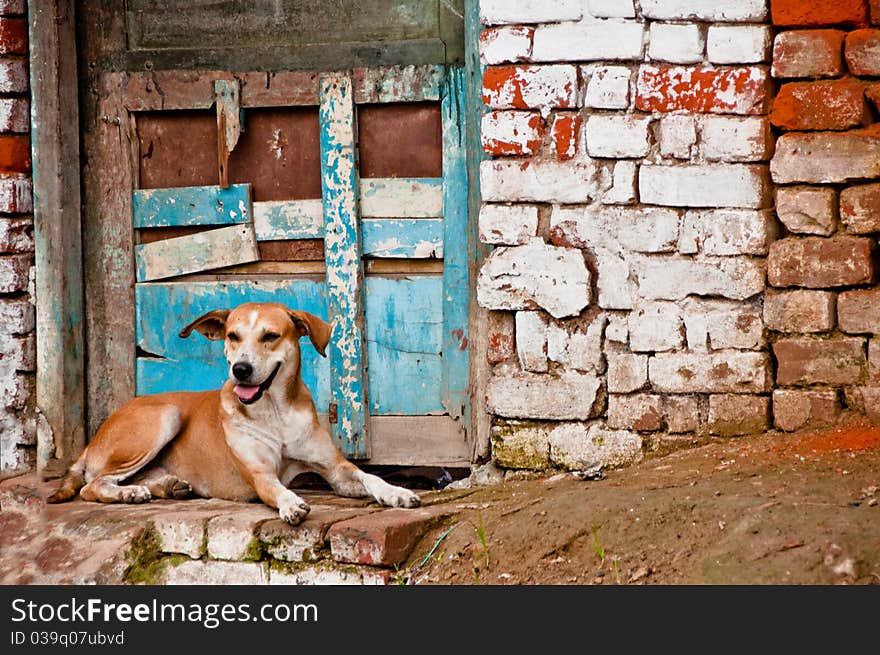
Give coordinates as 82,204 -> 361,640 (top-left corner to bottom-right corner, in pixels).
0,369 -> 32,410
636,65 -> 769,115
845,28 -> 880,74
482,65 -> 578,110
641,0 -> 768,21
515,311 -> 548,373
153,511 -> 215,559
327,507 -> 448,566
0,58 -> 26,93
763,289 -> 836,333
2,334 -> 34,370
206,508 -> 277,560
477,239 -> 591,319
551,112 -> 582,160
839,183 -> 880,234
664,396 -> 701,433
487,311 -> 515,365
608,394 -> 664,431
0,217 -> 32,253
866,82 -> 880,111
708,394 -> 769,436
586,115 -> 651,158
0,253 -> 28,292
0,297 -> 34,333
639,164 -> 770,209
588,0 -> 635,18
532,20 -> 645,62
551,205 -> 680,254
649,351 -> 772,393
548,422 -> 643,469
871,339 -> 880,383
701,116 -> 772,162
486,368 -> 602,420
707,25 -> 771,64
773,389 -> 841,432
774,337 -> 866,386
480,0 -> 582,25
480,26 -> 533,65
649,23 -> 704,64
770,79 -> 869,132
771,0 -> 869,28
678,209 -> 776,256
838,289 -> 880,334
479,204 -> 538,246
771,30 -> 846,78
584,65 -> 631,110
607,353 -> 648,393
0,173 -> 31,213
480,159 -> 597,203
0,97 -> 27,133
259,508 -> 371,563
481,111 -> 544,156
775,186 -> 836,236
0,17 -> 24,56
772,128 -> 880,184
874,0 -> 880,25
637,256 -> 765,301
0,1 -> 24,16
767,236 -> 874,288
0,134 -> 29,173
628,302 -> 684,353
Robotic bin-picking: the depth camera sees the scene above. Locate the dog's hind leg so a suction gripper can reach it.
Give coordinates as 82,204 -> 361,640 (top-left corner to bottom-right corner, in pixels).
79,404 -> 182,504
130,467 -> 193,499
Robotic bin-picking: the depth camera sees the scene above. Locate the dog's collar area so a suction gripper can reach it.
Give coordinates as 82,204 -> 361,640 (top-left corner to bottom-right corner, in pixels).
233,362 -> 281,405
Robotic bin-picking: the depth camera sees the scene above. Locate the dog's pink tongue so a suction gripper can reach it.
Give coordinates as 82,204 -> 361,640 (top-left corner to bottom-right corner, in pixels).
234,384 -> 260,402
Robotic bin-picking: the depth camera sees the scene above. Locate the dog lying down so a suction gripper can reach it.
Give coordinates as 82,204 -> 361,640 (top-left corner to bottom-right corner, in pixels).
48,302 -> 420,525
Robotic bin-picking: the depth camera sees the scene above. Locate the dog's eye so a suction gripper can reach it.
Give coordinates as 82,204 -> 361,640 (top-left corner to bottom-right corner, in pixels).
261,332 -> 280,343
227,332 -> 241,343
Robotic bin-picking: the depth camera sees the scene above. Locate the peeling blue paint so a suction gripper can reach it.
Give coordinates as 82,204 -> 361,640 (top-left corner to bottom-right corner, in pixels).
133,184 -> 251,228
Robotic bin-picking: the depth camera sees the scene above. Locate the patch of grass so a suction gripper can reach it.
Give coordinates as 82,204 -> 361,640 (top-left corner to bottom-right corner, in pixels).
393,564 -> 408,586
592,526 -> 606,562
474,513 -> 490,569
612,557 -> 621,585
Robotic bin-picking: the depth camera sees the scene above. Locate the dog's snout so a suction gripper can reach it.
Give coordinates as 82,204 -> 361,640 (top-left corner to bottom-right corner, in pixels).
232,362 -> 253,381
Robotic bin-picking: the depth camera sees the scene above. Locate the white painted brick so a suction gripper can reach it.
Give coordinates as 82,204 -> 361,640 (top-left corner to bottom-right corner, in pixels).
0,174 -> 32,213
481,159 -> 597,203
480,26 -> 533,65
0,410 -> 35,473
161,561 -> 267,585
659,115 -> 697,160
629,302 -> 684,352
0,58 -> 26,93
664,396 -> 701,433
588,0 -> 635,18
775,186 -> 836,236
553,205 -> 680,254
607,353 -> 648,393
701,116 -> 772,162
0,297 -> 33,333
584,65 -> 631,110
0,333 -> 34,370
639,164 -> 769,209
516,311 -> 549,372
0,254 -> 29,293
549,422 -> 643,469
486,367 -> 602,420
682,299 -> 763,351
532,20 -> 645,62
479,204 -> 539,245
547,314 -> 605,372
649,23 -> 704,64
483,65 -> 579,110
679,209 -> 776,256
0,367 -> 31,410
649,351 -> 772,393
481,110 -> 544,155
0,218 -> 33,253
0,97 -> 27,133
640,0 -> 768,22
477,238 -> 591,319
207,509 -> 277,560
607,394 -> 664,431
707,25 -> 771,64
0,1 -> 25,15
586,115 -> 651,158
603,160 -> 637,205
605,315 -> 628,344
636,256 -> 765,301
480,0 -> 583,25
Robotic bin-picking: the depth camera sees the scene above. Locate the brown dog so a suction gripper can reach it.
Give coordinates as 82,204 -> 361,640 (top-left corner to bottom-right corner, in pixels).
48,302 -> 420,524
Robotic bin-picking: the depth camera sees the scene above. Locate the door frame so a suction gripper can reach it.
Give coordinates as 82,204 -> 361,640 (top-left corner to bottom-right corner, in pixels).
30,0 -> 489,473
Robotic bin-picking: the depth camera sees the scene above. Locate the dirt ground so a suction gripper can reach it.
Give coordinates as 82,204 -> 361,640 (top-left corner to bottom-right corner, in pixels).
404,421 -> 880,585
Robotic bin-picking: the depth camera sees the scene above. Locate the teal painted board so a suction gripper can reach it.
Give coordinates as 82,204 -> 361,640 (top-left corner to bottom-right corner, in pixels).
365,276 -> 444,415
133,184 -> 251,228
135,280 -> 330,411
440,66 -> 470,420
254,199 -> 325,240
320,74 -> 370,458
362,219 -> 443,258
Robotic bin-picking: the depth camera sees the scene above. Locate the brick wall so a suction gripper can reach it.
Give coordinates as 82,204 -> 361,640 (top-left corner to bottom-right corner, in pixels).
477,0 -> 880,471
0,0 -> 34,474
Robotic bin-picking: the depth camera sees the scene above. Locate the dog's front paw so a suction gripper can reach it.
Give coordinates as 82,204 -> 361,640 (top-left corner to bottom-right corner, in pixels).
278,496 -> 311,525
120,485 -> 151,504
381,486 -> 421,509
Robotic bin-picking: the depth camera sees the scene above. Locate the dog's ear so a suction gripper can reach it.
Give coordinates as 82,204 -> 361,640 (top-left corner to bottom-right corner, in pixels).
287,310 -> 331,357
179,310 -> 231,341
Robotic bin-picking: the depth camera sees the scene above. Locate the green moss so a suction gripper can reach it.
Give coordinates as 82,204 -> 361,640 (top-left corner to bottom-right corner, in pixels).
242,536 -> 265,562
123,524 -> 164,585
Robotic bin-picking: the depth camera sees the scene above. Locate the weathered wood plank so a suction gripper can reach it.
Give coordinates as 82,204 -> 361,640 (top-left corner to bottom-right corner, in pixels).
367,416 -> 469,466
359,177 -> 443,217
254,199 -> 324,240
135,224 -> 259,281
320,74 -> 370,458
133,184 -> 251,228
352,64 -> 444,104
173,259 -> 445,279
214,79 -> 241,188
258,239 -> 324,262
440,67 -> 471,421
362,219 -> 443,258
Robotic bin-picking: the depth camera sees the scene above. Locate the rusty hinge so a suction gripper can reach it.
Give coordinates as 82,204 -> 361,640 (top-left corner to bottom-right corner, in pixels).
328,403 -> 338,424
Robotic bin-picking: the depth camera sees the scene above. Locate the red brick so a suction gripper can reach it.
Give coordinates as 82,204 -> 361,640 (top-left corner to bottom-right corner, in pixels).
0,134 -> 29,173
767,236 -> 874,288
771,127 -> 880,184
0,217 -> 32,253
482,65 -> 578,110
0,253 -> 29,292
481,110 -> 544,156
774,337 -> 866,386
771,0 -> 869,28
326,507 -> 450,566
840,182 -> 880,233
838,289 -> 880,334
873,0 -> 880,24
635,65 -> 769,115
773,389 -> 841,431
0,17 -> 25,55
551,112 -> 582,160
845,28 -> 880,75
770,79 -> 869,131
771,30 -> 846,78
487,311 -> 514,364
